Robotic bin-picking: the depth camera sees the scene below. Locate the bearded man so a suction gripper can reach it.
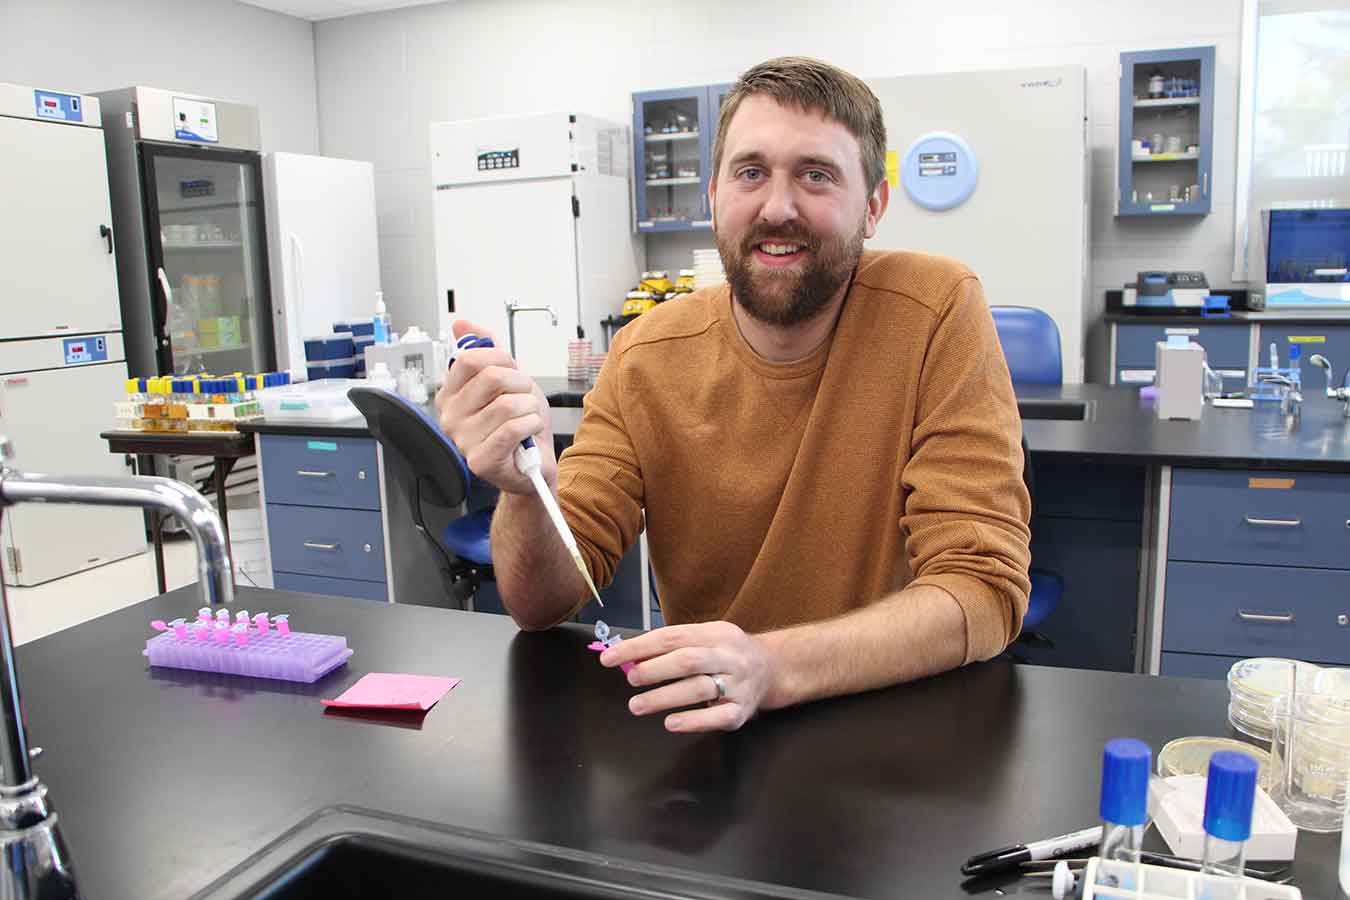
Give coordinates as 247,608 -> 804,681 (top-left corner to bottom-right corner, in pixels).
436,56 -> 1030,733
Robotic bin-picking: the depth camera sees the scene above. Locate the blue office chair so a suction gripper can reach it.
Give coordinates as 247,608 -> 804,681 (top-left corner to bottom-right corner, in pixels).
990,306 -> 1063,386
347,387 -> 493,608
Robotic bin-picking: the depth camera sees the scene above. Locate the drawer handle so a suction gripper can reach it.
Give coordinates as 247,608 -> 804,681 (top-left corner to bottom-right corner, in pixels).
303,541 -> 339,551
1237,610 -> 1295,624
1242,516 -> 1302,528
297,469 -> 334,478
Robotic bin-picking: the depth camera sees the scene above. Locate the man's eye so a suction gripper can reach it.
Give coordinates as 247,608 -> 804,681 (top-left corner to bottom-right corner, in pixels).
739,167 -> 762,182
805,170 -> 829,183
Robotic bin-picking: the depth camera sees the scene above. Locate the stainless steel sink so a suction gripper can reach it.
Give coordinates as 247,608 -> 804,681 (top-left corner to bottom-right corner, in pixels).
193,807 -> 853,900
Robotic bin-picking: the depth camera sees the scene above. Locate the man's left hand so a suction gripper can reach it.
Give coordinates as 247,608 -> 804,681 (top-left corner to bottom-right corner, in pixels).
598,622 -> 777,733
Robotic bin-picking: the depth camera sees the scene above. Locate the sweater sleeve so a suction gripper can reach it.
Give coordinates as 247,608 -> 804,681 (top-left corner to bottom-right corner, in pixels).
901,276 -> 1032,663
555,330 -> 646,591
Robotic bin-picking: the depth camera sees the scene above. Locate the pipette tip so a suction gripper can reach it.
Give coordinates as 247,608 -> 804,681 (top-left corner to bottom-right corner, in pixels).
572,550 -> 604,607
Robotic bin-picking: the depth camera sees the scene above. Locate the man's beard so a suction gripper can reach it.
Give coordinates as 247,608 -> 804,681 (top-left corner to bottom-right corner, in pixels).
717,217 -> 866,327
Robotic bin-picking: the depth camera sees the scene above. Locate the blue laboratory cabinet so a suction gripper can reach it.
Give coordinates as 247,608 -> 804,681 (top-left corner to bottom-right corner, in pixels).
1117,46 -> 1215,217
632,83 -> 732,233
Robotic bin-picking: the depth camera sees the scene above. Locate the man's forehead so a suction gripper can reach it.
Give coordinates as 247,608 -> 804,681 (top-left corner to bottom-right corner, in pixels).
722,95 -> 861,165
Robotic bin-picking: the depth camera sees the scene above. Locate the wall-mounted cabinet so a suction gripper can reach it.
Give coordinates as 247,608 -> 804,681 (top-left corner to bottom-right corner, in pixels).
1116,46 -> 1215,217
632,83 -> 731,233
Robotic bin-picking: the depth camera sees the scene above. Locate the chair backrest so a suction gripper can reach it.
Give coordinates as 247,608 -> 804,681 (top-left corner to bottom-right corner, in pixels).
347,387 -> 471,510
990,306 -> 1063,386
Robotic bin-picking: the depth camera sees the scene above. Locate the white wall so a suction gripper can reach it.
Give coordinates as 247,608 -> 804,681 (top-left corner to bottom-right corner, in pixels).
315,0 -> 1242,378
0,0 -> 319,156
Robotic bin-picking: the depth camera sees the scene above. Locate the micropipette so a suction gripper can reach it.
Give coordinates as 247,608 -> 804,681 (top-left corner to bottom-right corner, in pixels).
453,334 -> 603,607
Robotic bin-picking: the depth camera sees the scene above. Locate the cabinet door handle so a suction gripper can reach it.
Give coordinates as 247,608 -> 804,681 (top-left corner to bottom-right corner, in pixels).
296,470 -> 334,478
1243,516 -> 1301,528
1237,611 -> 1295,624
303,541 -> 339,551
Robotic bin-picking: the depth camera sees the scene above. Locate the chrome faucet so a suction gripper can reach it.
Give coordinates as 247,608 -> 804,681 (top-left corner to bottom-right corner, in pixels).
504,301 -> 559,359
0,436 -> 235,898
1309,354 -> 1350,417
1257,373 -> 1303,418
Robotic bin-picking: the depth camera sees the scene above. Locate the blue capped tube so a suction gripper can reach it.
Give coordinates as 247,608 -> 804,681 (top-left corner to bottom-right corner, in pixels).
1096,737 -> 1151,889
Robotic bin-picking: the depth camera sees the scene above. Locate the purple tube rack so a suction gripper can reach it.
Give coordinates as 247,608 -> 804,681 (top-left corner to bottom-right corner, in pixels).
144,629 -> 353,683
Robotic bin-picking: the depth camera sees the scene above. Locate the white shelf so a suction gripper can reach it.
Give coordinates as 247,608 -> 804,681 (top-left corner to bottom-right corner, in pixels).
644,131 -> 699,142
645,176 -> 701,187
163,241 -> 243,251
179,342 -> 249,356
1134,97 -> 1200,108
1131,152 -> 1200,163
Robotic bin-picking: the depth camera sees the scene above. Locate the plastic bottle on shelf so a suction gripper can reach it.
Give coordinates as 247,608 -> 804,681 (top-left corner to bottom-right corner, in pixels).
367,362 -> 397,392
373,291 -> 391,345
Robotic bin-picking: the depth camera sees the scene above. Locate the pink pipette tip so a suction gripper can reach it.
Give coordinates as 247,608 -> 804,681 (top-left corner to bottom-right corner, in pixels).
253,613 -> 270,634
150,620 -> 167,632
197,607 -> 212,622
212,623 -> 230,645
194,623 -> 210,640
231,623 -> 249,646
274,615 -> 290,636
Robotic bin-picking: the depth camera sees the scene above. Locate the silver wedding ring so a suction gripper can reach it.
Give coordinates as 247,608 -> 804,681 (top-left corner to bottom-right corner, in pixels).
709,673 -> 727,701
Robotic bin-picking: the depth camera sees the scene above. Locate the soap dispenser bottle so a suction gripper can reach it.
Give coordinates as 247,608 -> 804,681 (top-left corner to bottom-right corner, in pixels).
373,291 -> 391,345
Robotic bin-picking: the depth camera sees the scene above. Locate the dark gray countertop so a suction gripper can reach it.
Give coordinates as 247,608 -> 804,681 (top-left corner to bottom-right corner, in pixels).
17,586 -> 1339,899
241,382 -> 1350,473
1107,310 -> 1350,325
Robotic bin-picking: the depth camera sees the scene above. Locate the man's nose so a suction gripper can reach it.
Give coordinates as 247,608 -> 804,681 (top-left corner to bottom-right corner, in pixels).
758,173 -> 800,225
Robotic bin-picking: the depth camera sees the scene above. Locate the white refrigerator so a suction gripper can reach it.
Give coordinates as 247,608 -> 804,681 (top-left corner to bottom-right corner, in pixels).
430,112 -> 642,377
867,66 -> 1089,383
0,82 -> 146,586
263,152 -> 382,378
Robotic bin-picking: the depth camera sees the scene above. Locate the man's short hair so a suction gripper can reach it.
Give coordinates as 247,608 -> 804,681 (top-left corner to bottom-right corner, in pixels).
712,56 -> 888,195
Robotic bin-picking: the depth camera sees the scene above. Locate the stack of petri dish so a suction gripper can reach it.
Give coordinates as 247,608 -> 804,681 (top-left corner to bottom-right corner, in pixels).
1227,658 -> 1346,741
567,338 -> 591,383
692,248 -> 725,290
584,352 -> 607,385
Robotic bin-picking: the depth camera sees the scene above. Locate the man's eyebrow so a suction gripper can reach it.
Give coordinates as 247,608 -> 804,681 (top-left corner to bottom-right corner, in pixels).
725,150 -> 845,173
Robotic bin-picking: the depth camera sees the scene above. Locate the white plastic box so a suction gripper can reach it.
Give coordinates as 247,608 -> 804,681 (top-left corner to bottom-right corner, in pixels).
257,379 -> 362,421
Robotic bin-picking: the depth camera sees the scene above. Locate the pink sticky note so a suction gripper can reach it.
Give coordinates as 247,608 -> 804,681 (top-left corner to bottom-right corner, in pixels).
321,673 -> 460,711
588,641 -> 635,674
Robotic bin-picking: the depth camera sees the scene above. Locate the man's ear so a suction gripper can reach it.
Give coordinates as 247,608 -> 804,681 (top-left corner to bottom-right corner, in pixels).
864,178 -> 889,240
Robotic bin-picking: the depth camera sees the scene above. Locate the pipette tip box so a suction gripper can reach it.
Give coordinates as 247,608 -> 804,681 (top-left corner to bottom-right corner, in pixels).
1082,857 -> 1301,900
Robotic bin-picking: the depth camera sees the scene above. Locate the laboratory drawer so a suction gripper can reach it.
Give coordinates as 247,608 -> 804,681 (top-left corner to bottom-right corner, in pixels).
273,571 -> 388,603
1114,323 -> 1250,368
259,434 -> 380,511
1162,561 -> 1350,663
1168,467 -> 1350,569
1159,651 -> 1244,680
266,504 -> 387,582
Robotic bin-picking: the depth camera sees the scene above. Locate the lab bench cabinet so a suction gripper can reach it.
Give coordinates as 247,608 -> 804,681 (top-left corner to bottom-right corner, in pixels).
1159,467 -> 1350,678
1116,46 -> 1215,217
1110,321 -> 1249,389
632,83 -> 731,233
260,434 -> 390,602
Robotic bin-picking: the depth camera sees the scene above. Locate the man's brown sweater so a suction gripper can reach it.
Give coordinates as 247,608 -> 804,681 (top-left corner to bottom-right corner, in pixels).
556,249 -> 1031,663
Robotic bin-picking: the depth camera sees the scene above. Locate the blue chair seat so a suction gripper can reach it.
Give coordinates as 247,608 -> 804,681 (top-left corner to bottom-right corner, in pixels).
442,508 -> 493,566
1024,569 -> 1063,631
990,306 -> 1062,386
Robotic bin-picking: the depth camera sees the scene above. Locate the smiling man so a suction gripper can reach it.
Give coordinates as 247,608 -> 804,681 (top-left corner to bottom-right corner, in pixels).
436,57 -> 1030,733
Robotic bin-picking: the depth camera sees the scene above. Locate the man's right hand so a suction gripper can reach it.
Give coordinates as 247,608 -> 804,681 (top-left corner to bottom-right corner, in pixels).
434,319 -> 557,496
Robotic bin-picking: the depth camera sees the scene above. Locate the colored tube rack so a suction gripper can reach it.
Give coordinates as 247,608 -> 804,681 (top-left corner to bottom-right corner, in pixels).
143,610 -> 352,683
1081,857 -> 1300,900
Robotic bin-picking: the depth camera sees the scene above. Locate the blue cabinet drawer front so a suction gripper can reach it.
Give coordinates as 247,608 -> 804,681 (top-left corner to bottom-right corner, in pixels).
273,571 -> 388,602
260,435 -> 380,511
1160,651 -> 1244,680
1168,468 -> 1350,569
1116,323 -> 1249,367
1162,561 -> 1350,662
266,504 -> 386,582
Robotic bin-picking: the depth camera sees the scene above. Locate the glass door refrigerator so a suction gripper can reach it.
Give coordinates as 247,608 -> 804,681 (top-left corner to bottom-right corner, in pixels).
94,86 -> 274,378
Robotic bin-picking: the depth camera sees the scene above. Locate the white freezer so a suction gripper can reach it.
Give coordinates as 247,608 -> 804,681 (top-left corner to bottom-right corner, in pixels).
0,352 -> 146,586
867,66 -> 1089,383
430,112 -> 641,379
264,152 -> 382,378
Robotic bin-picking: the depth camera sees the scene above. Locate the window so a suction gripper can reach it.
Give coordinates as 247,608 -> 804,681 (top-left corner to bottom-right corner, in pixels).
1232,0 -> 1350,281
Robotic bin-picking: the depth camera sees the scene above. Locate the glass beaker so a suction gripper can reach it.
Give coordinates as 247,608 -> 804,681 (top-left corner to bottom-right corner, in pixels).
1270,693 -> 1350,832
